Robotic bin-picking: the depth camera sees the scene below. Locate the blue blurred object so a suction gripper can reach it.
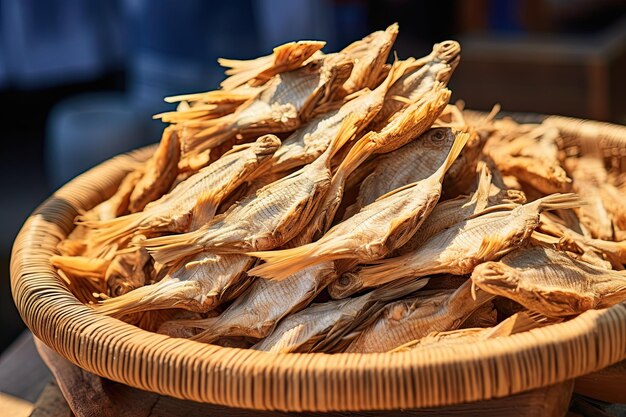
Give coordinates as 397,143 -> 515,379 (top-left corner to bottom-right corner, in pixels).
46,93 -> 148,190
0,0 -> 125,89
125,0 -> 261,136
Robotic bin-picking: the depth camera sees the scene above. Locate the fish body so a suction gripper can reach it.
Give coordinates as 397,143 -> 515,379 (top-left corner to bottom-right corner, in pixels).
247,130 -> 468,280
82,135 -> 280,245
472,246 -> 626,317
95,253 -> 253,316
339,193 -> 584,296
345,280 -> 493,352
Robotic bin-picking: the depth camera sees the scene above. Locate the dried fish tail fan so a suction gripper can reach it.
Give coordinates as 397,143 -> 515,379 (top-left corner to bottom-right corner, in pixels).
218,40 -> 326,90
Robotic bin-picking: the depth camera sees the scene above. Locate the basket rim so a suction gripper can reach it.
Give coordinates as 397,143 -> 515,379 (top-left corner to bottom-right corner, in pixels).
10,118 -> 626,412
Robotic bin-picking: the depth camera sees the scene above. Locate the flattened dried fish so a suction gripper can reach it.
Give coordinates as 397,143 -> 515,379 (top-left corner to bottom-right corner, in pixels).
96,253 -> 253,316
472,246 -> 626,317
252,278 -> 429,353
337,194 -> 584,297
79,169 -> 143,222
218,40 -> 325,90
163,261 -> 336,342
486,124 -> 571,194
182,54 -> 354,156
269,58 -> 412,173
345,280 -> 493,353
142,116 -> 359,265
248,130 -> 468,280
391,311 -> 543,352
346,128 -> 475,217
82,135 -> 280,245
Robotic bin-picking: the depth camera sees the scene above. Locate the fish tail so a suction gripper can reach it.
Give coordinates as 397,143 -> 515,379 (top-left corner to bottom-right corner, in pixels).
344,259 -> 414,293
247,243 -> 323,280
50,255 -> 110,278
435,130 -> 470,180
94,280 -> 197,317
333,131 -> 376,183
183,115 -> 236,154
325,113 -> 361,161
78,211 -> 146,245
533,193 -> 586,212
140,229 -> 206,266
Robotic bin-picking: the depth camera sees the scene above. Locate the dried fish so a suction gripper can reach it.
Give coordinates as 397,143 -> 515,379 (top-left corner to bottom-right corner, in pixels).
218,40 -> 325,90
141,115 -> 360,265
79,169 -> 143,222
472,246 -> 626,317
95,253 -> 253,316
163,261 -> 336,342
182,54 -> 354,156
248,130 -> 468,280
391,311 -> 543,352
252,278 -> 429,353
345,280 -> 493,353
82,135 -> 280,245
336,193 -> 584,297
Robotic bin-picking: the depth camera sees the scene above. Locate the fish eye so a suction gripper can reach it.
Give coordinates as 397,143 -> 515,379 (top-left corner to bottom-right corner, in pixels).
432,130 -> 445,141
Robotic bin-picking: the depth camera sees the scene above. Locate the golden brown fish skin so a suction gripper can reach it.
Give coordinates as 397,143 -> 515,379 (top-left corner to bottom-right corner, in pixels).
486,125 -> 572,194
218,40 -> 326,90
336,24 -> 398,96
346,128 -> 461,215
82,135 -> 281,246
181,54 -> 354,157
251,278 -> 429,354
142,116 -> 359,265
95,253 -> 254,316
345,280 -> 493,353
371,40 -> 460,129
270,58 -> 418,174
164,261 -> 336,342
247,131 -> 468,280
337,193 -> 584,297
128,127 -> 181,212
391,311 -> 543,353
472,246 -> 626,317
565,156 -> 614,240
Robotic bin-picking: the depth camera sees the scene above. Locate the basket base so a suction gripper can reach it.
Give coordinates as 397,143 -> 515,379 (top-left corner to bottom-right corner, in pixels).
34,338 -> 575,417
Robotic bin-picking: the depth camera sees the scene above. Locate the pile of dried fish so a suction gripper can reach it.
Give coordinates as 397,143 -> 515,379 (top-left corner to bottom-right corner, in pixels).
52,25 -> 626,354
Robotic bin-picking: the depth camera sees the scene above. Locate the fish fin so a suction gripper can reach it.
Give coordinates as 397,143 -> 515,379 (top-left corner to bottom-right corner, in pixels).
332,131 -> 376,184
164,90 -> 252,104
474,235 -> 509,262
139,230 -> 206,266
323,113 -> 360,161
189,193 -> 219,231
247,243 -> 322,280
471,161 -> 492,212
484,312 -> 545,339
219,41 -> 325,90
370,277 -> 431,302
78,211 -> 146,246
434,129 -> 470,180
532,193 -> 586,212
50,255 -> 110,278
468,203 -> 518,219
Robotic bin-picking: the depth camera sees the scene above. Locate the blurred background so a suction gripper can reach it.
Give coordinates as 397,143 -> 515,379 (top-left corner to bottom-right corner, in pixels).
1,0 -> 625,358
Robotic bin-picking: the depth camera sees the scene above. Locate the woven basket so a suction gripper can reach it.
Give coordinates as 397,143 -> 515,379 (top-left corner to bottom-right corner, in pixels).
10,116 -> 626,412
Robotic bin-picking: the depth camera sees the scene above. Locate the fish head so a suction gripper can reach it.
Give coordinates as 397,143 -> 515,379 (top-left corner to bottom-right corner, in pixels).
251,134 -> 282,157
471,262 -> 520,296
421,127 -> 455,151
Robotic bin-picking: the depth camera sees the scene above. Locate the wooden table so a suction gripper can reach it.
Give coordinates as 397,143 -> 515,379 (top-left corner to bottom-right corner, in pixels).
0,332 -> 624,417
